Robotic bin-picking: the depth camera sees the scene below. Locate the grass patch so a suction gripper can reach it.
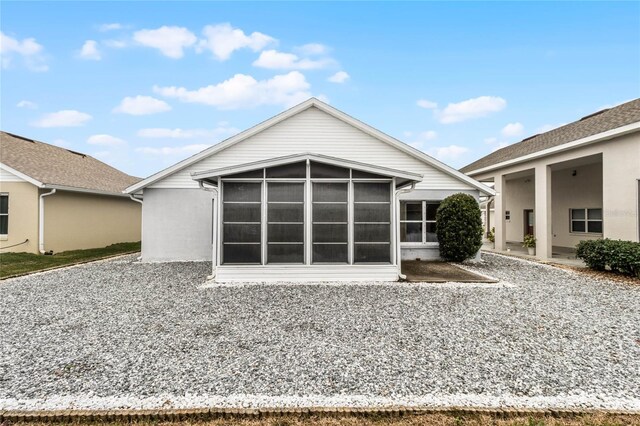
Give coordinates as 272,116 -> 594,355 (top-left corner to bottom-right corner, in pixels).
0,241 -> 140,279
12,413 -> 640,426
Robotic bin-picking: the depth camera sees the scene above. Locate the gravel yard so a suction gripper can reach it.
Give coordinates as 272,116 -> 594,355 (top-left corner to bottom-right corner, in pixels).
1,253 -> 639,411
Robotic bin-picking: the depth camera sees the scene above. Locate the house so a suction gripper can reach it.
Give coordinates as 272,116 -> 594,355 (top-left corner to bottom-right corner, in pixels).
0,131 -> 142,254
126,98 -> 494,282
461,98 -> 640,260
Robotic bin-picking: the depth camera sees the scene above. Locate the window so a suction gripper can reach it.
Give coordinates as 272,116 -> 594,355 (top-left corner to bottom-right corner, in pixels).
571,208 -> 602,233
267,182 -> 304,263
222,182 -> 262,264
353,182 -> 391,263
400,201 -> 441,243
0,194 -> 7,235
312,182 -> 348,263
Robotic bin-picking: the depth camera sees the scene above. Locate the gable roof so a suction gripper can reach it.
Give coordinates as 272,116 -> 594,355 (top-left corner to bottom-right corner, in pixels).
126,98 -> 494,195
0,131 -> 140,195
461,98 -> 640,175
191,152 -> 424,186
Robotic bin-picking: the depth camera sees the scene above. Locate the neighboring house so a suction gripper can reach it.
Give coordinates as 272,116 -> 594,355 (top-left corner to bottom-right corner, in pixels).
126,98 -> 494,282
461,98 -> 640,260
0,131 -> 142,254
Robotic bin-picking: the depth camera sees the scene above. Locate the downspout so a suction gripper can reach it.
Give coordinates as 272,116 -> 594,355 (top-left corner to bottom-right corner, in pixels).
38,189 -> 56,254
129,195 -> 143,261
394,182 -> 416,280
198,181 -> 219,280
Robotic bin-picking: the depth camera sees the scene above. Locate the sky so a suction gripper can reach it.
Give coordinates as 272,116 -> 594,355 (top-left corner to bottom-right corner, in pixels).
2,1 -> 639,178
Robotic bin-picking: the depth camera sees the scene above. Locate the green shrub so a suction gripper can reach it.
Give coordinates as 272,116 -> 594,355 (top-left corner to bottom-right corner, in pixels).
436,193 -> 483,262
576,239 -> 640,277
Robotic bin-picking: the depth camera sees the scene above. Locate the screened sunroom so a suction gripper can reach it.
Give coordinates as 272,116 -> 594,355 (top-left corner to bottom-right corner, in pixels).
191,153 -> 422,282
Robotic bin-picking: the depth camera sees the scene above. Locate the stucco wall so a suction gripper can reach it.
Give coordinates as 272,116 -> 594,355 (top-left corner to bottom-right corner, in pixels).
0,182 -> 39,253
142,188 -> 213,261
503,177 -> 535,243
43,190 -> 141,253
551,162 -> 603,247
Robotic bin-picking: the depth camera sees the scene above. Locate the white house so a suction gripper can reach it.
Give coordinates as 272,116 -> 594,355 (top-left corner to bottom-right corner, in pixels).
461,98 -> 640,260
126,98 -> 494,282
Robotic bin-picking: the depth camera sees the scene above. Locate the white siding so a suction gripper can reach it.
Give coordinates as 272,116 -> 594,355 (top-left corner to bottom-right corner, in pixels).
0,166 -> 26,182
149,107 -> 473,191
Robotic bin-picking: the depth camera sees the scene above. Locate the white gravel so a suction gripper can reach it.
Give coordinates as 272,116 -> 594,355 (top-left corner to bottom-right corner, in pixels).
1,253 -> 639,411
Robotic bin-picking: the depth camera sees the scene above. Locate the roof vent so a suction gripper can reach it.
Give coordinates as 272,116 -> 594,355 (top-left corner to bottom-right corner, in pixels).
66,149 -> 86,158
4,132 -> 35,143
580,108 -> 610,121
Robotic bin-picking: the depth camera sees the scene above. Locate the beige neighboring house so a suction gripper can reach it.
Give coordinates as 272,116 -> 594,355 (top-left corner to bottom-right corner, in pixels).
461,98 -> 640,260
0,131 -> 142,254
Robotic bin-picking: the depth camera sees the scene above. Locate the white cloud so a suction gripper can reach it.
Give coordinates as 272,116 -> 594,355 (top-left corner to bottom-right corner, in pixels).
437,96 -> 507,124
87,134 -> 126,146
137,126 -> 239,139
31,110 -> 92,127
253,49 -> 334,70
419,130 -> 438,141
79,40 -> 101,60
99,23 -> 123,32
153,71 -> 311,110
133,26 -> 197,59
501,122 -> 524,138
104,39 -> 128,49
0,31 -> 48,71
328,71 -> 350,83
16,100 -> 37,109
197,23 -> 275,61
295,43 -> 329,56
136,144 -> 211,156
427,145 -> 469,161
113,95 -> 171,115
417,99 -> 438,109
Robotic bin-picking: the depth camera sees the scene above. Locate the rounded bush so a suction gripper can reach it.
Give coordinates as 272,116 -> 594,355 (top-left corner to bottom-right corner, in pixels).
435,193 -> 483,262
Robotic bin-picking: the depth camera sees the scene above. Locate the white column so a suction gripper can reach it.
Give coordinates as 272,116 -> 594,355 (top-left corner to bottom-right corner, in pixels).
535,164 -> 552,259
494,174 -> 506,251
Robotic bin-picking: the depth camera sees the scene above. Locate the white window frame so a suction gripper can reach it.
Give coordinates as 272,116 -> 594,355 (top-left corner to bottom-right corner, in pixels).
570,207 -> 603,234
399,200 -> 440,246
0,193 -> 8,238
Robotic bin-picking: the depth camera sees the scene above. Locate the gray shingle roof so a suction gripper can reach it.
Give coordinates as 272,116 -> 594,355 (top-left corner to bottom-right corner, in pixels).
0,131 -> 140,194
460,98 -> 640,174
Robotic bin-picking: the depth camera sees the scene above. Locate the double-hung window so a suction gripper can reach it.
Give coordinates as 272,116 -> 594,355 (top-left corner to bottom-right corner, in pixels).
400,201 -> 440,243
0,194 -> 7,235
570,208 -> 602,233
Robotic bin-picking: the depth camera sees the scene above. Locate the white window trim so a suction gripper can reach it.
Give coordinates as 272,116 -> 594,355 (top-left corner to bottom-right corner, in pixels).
399,200 -> 440,246
569,207 -> 603,235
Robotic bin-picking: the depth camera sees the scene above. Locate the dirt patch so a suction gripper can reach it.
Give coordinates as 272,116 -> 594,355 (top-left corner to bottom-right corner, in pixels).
402,261 -> 497,283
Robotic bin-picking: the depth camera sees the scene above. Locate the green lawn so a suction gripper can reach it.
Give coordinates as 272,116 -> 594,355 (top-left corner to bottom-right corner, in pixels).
0,241 -> 141,279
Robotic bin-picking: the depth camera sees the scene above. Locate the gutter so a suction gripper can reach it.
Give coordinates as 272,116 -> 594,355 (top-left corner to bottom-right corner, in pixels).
38,189 -> 56,254
198,181 -> 219,280
394,182 -> 416,280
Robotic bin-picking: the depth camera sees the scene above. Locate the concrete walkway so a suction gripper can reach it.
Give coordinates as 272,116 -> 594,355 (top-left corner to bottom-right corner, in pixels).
481,242 -> 586,267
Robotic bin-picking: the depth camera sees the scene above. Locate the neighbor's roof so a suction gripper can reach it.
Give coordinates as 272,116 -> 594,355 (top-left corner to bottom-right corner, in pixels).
0,131 -> 140,195
126,98 -> 494,196
460,98 -> 640,175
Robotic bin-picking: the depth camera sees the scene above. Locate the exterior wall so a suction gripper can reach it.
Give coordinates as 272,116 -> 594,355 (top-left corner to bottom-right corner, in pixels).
43,190 -> 141,253
0,181 -> 39,253
142,188 -> 213,261
472,131 -> 640,256
149,107 -> 475,192
504,177 -> 535,243
551,162 -> 603,247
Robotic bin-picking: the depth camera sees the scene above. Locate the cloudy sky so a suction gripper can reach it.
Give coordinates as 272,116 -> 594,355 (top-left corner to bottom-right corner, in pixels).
2,2 -> 638,177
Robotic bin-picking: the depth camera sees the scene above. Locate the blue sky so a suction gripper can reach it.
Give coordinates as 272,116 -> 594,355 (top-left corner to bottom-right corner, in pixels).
2,1 -> 639,177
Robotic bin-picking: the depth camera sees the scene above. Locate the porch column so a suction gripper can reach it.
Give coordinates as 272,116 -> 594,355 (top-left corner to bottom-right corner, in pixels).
494,174 -> 506,251
535,164 -> 552,259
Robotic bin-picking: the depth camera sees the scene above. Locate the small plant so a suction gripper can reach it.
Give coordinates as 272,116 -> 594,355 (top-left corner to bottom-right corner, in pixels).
435,193 -> 483,262
522,234 -> 536,248
487,227 -> 495,243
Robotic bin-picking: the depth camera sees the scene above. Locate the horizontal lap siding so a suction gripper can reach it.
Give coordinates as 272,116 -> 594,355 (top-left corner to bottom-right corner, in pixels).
215,264 -> 399,282
149,107 -> 472,191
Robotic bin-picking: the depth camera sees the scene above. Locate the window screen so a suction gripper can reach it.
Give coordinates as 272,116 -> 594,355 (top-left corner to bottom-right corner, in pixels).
266,162 -> 306,178
267,182 -> 304,263
310,162 -> 350,178
222,182 -> 262,264
312,182 -> 348,263
353,182 -> 391,263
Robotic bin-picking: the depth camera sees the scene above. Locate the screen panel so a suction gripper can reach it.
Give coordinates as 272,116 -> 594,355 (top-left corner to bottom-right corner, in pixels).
310,162 -> 350,178
267,182 -> 304,263
266,161 -> 306,178
312,182 -> 348,263
222,182 -> 262,264
353,182 -> 391,263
